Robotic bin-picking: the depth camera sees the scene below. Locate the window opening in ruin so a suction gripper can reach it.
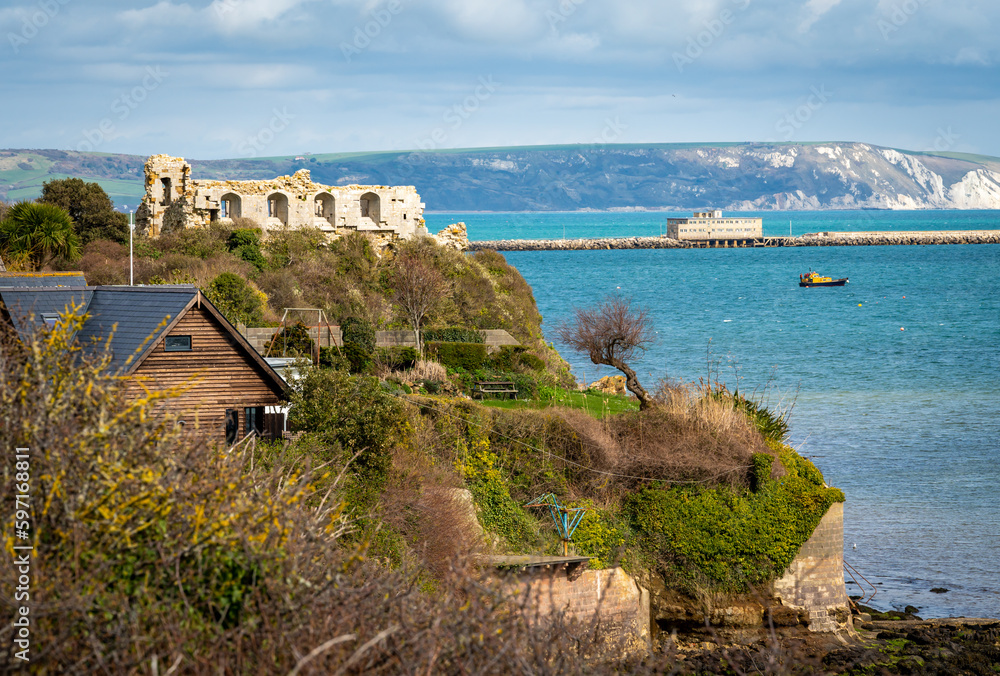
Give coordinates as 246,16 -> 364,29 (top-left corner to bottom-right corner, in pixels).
161,178 -> 172,205
221,194 -> 240,220
360,198 -> 369,218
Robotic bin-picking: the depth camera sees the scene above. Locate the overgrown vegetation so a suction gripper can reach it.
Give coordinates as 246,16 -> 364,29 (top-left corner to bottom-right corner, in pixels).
0,217 -> 862,673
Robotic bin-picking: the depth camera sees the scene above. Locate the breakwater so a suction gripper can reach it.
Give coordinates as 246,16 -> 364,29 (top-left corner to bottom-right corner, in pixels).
468,230 -> 1000,251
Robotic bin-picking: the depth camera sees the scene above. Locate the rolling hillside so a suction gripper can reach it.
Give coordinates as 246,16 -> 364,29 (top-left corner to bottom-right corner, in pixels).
3,143 -> 1000,212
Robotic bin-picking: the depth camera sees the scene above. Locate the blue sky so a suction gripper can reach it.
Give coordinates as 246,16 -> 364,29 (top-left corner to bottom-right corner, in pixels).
2,0 -> 998,159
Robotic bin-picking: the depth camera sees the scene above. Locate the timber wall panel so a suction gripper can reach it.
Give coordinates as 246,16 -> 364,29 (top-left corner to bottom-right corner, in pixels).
126,306 -> 284,441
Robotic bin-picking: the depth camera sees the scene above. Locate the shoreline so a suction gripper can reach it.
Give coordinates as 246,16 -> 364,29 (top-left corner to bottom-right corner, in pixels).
468,230 -> 1000,251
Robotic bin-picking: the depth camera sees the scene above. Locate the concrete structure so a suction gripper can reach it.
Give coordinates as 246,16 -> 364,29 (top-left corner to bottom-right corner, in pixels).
240,325 -> 520,355
773,502 -> 853,634
136,155 -> 427,244
492,557 -> 650,650
666,210 -> 763,240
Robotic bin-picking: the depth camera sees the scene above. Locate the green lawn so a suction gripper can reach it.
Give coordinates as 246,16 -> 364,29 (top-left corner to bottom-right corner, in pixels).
479,388 -> 639,418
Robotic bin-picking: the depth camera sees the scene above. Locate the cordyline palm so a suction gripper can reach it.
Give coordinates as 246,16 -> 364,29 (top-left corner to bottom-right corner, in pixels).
0,201 -> 79,269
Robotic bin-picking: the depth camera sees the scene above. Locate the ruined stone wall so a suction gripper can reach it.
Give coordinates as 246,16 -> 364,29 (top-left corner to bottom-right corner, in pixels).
502,565 -> 650,648
136,154 -> 427,242
773,502 -> 853,633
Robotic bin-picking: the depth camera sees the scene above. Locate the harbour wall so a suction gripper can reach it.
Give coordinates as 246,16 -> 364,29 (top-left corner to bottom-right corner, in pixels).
468,230 -> 1000,252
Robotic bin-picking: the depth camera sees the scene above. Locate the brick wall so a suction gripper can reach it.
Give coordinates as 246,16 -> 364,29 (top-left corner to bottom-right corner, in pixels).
501,565 -> 649,648
772,502 -> 853,633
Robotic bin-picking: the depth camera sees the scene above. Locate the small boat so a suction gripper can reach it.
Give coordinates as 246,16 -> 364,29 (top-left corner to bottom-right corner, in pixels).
799,271 -> 848,287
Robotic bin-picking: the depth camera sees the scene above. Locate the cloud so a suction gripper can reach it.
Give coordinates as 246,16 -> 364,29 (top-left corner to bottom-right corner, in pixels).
797,0 -> 842,33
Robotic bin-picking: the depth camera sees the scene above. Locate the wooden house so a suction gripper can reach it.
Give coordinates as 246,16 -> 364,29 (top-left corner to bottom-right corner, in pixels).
0,274 -> 289,443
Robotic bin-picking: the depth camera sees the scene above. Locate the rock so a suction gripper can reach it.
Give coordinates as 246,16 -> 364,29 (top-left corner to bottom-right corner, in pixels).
434,222 -> 469,251
590,375 -> 627,396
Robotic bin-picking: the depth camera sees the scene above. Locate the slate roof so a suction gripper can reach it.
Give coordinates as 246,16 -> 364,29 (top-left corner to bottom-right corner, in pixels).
0,287 -> 92,336
0,283 -> 288,395
0,272 -> 88,288
73,287 -> 198,373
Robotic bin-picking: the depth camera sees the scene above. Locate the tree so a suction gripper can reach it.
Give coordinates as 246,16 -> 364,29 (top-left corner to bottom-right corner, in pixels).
38,177 -> 129,245
203,272 -> 265,326
0,201 -> 80,269
390,254 -> 449,354
557,295 -> 656,410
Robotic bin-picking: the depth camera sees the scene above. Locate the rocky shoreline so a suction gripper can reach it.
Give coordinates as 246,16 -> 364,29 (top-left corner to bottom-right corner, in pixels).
468,230 -> 1000,252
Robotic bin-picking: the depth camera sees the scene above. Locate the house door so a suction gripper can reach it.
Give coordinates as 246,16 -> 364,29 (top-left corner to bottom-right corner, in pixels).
225,409 -> 238,445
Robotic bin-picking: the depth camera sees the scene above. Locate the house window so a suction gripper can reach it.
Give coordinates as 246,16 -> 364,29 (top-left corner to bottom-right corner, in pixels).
165,335 -> 192,351
245,406 -> 265,437
41,313 -> 59,328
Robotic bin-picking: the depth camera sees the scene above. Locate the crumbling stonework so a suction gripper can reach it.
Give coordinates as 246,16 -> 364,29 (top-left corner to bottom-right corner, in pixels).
433,221 -> 469,251
136,154 -> 427,242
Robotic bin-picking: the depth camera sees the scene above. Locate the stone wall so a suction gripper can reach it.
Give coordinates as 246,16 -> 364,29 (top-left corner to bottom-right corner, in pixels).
137,154 -> 427,242
773,502 -> 853,634
500,563 -> 650,648
241,326 -> 519,354
469,229 -> 1000,251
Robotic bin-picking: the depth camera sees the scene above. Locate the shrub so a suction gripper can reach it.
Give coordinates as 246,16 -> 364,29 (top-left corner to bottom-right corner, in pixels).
227,227 -> 268,272
319,345 -> 350,370
485,345 -> 526,371
341,316 -> 376,353
427,341 -> 487,371
377,346 -> 418,371
265,321 -> 315,358
519,353 -> 545,372
422,327 -> 485,344
288,368 -> 404,502
156,222 -> 231,259
203,271 -> 265,326
342,341 -> 372,373
625,476 -> 843,592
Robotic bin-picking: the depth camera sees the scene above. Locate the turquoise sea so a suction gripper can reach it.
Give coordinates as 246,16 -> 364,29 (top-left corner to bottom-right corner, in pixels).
427,211 -> 1000,619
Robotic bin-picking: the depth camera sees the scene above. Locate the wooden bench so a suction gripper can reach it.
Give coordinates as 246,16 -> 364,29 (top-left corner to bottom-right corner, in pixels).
474,380 -> 519,400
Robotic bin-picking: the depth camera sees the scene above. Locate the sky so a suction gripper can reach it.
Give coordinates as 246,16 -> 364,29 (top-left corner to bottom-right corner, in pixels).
1,0 -> 998,160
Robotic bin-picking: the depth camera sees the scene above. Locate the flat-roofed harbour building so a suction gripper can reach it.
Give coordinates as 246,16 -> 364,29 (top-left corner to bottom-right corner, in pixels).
667,210 -> 763,242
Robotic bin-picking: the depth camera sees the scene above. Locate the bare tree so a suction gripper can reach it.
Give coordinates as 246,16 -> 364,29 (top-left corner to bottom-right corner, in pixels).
391,254 -> 449,354
558,295 -> 656,410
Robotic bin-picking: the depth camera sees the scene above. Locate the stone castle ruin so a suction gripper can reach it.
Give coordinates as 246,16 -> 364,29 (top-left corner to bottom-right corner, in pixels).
136,155 -> 427,245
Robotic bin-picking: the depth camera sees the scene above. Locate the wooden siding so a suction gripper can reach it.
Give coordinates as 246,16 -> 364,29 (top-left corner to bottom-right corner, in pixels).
127,305 -> 285,441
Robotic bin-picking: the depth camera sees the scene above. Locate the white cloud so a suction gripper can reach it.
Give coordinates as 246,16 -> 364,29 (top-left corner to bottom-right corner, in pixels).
797,0 -> 842,33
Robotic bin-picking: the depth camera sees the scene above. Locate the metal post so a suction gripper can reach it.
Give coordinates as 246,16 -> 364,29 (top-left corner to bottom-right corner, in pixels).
129,210 -> 135,286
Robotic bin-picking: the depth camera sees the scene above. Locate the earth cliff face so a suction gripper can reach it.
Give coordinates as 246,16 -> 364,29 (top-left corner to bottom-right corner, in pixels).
4,143 -> 1000,211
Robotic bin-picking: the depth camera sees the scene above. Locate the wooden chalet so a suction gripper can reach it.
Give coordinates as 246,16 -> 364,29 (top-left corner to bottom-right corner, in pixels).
0,273 -> 289,443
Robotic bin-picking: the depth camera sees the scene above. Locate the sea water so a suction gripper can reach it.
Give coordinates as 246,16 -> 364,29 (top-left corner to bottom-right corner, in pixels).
426,211 -> 1000,619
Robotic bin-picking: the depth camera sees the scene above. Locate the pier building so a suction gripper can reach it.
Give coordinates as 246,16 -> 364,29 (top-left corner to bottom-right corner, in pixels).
666,210 -> 763,241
